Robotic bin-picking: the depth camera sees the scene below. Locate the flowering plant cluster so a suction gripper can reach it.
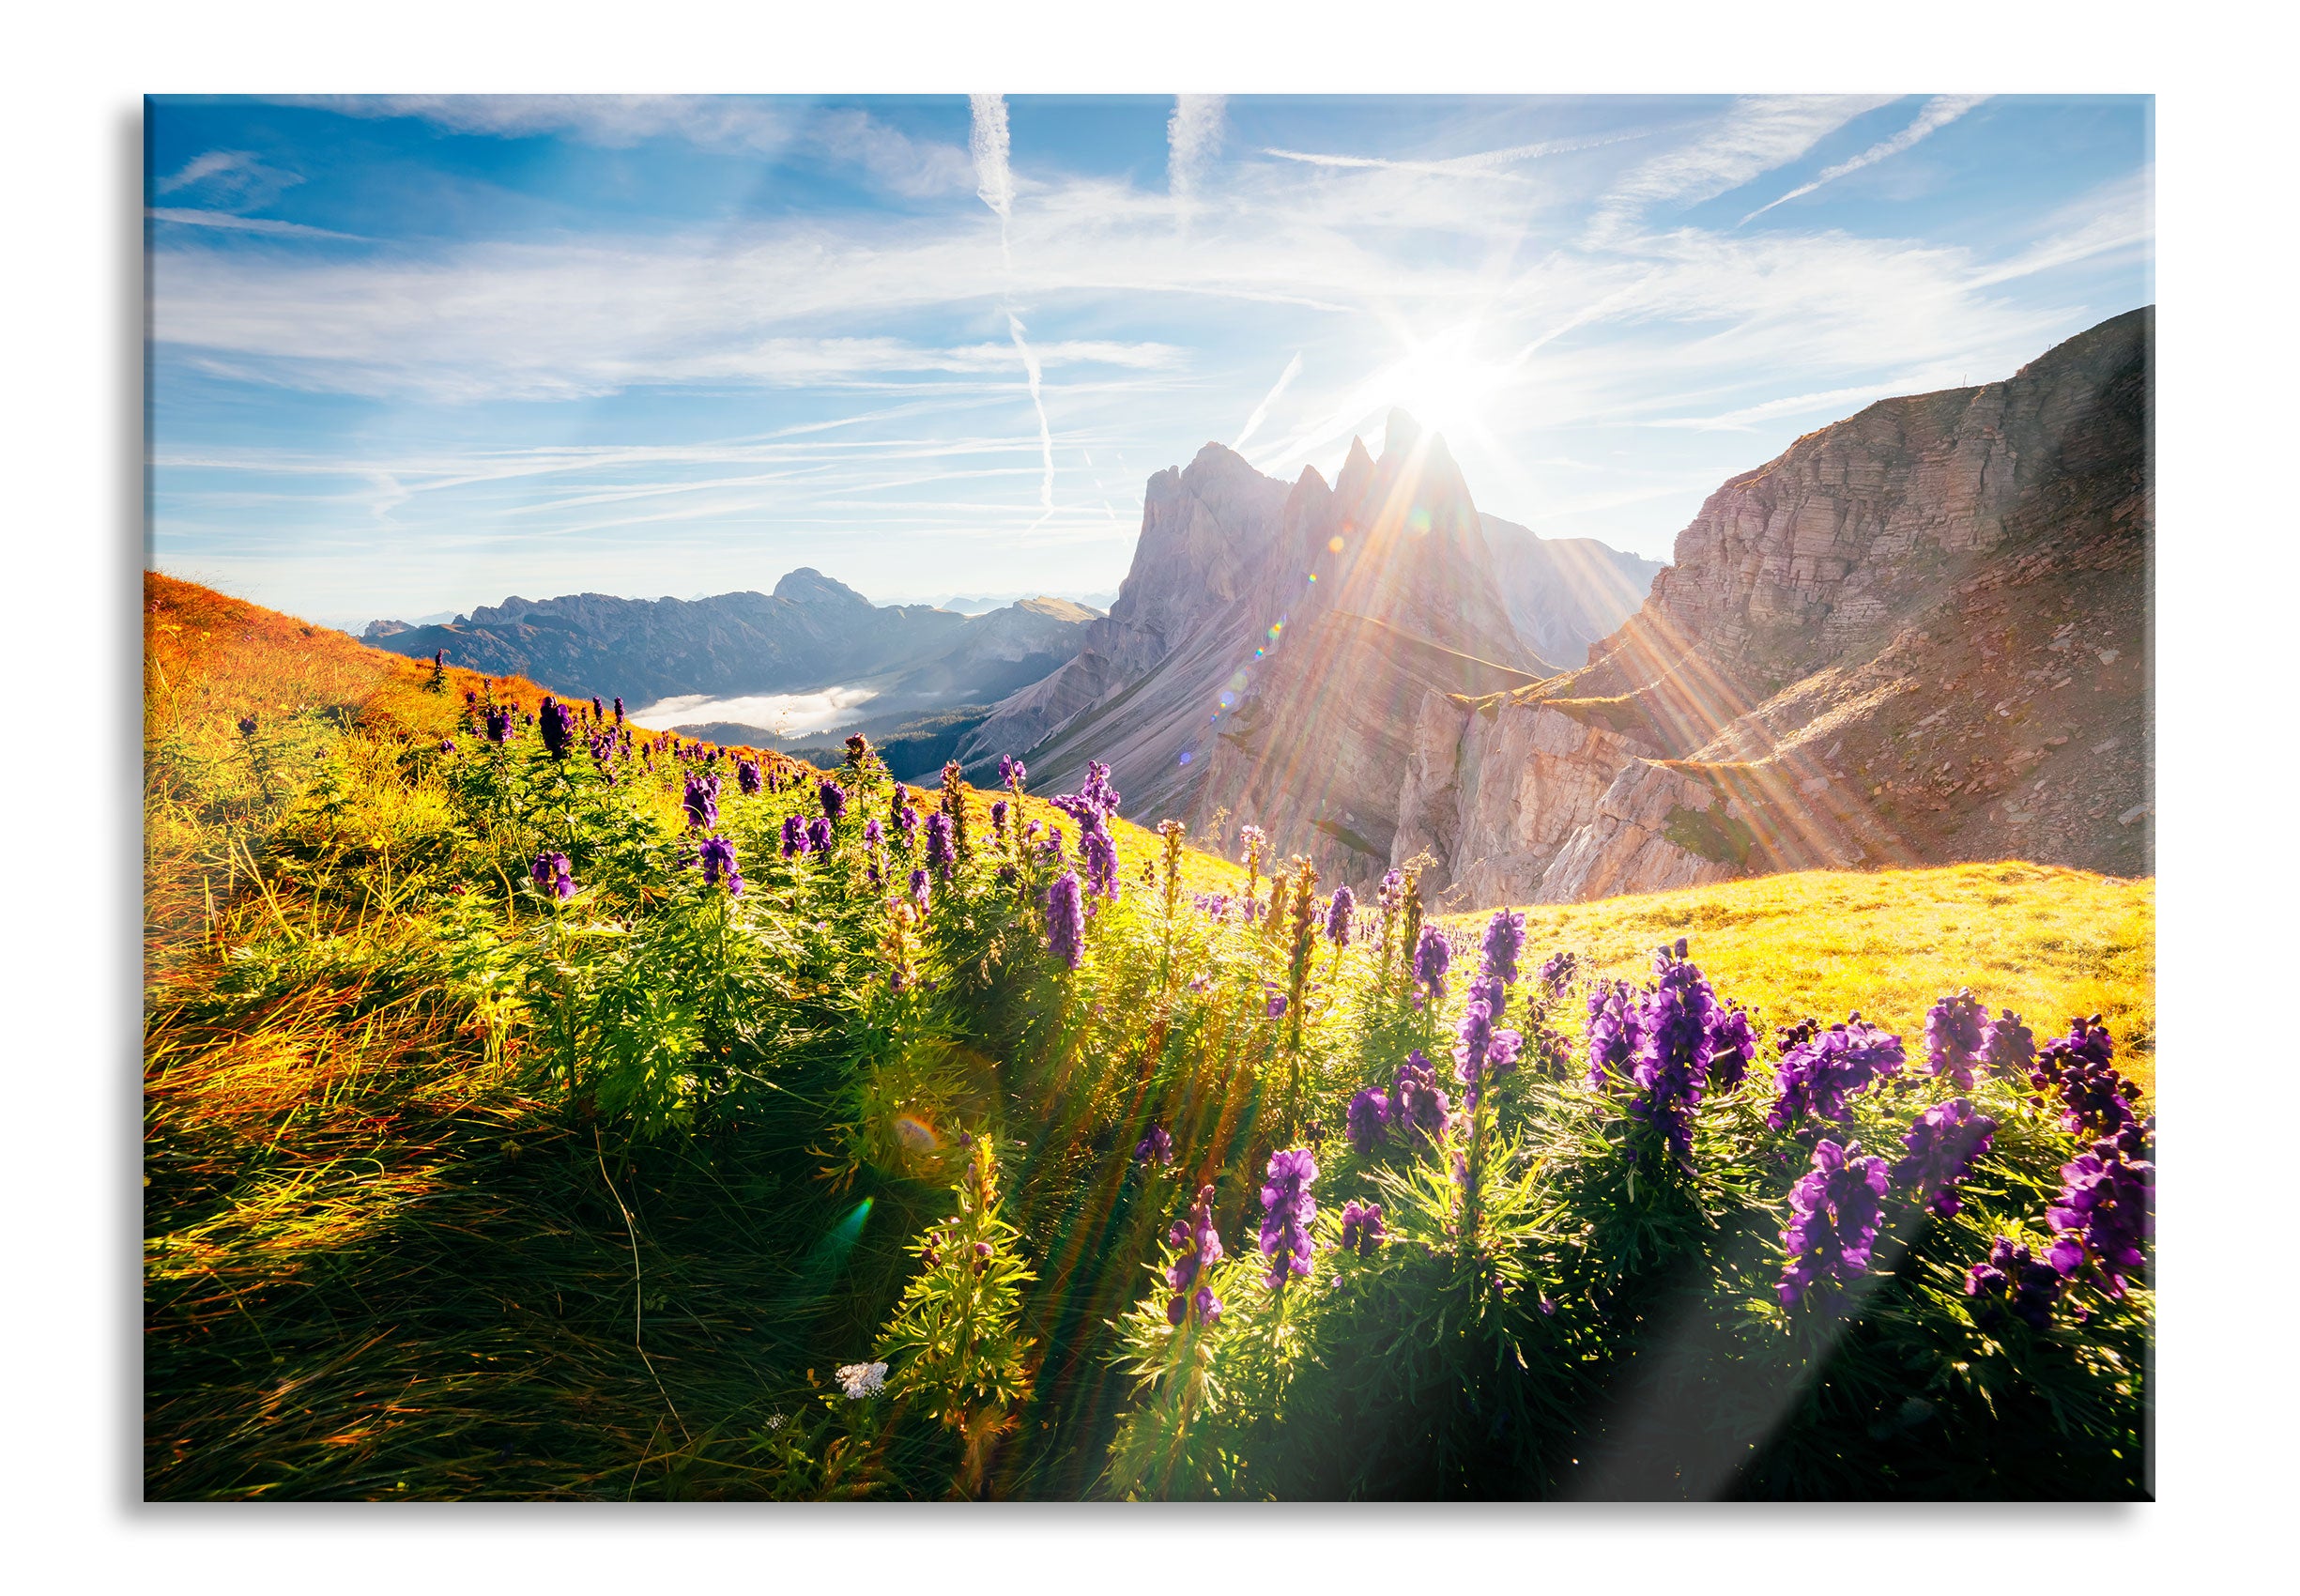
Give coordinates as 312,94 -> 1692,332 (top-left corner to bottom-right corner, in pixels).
1893,1097 -> 1997,1217
1258,1148 -> 1318,1292
1166,1184 -> 1225,1327
1778,1139 -> 1890,1307
1768,1014 -> 1907,1129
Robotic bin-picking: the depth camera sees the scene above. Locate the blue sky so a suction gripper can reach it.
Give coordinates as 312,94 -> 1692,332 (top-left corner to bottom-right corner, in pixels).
146,94 -> 2151,627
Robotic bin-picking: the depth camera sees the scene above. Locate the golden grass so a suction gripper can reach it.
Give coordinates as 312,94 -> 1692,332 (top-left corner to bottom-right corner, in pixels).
1442,859 -> 2154,1098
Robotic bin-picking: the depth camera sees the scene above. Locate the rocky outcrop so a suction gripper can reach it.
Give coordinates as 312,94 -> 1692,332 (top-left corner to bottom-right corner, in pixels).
1480,514 -> 1664,665
1395,306 -> 2153,906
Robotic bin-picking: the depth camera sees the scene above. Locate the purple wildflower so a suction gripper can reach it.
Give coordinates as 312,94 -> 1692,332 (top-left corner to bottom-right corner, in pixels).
1894,1098 -> 1998,1217
1412,926 -> 1452,1000
1539,950 -> 1579,997
698,835 -> 744,896
1585,979 -> 1644,1089
1326,886 -> 1356,946
1452,990 -> 1524,1108
1626,940 -> 1720,1160
1924,989 -> 1990,1090
864,817 -> 883,847
439,739 -> 455,755
1345,1086 -> 1391,1155
1045,869 -> 1084,970
990,797 -> 1008,835
1388,1051 -> 1450,1144
1979,1008 -> 2036,1080
1708,1003 -> 1757,1093
1375,868 -> 1403,913
999,753 -> 1027,790
1257,1148 -> 1318,1292
539,698 -> 575,759
1966,1235 -> 2066,1331
1768,1014 -> 1906,1130
1778,1138 -> 1891,1308
1265,990 -> 1288,1021
682,771 -> 720,831
483,705 -> 513,744
925,811 -> 956,873
805,815 -> 834,853
612,697 -> 624,725
737,759 -> 762,796
1480,909 -> 1526,987
2047,1117 -> 2154,1297
530,851 -> 574,900
1165,1184 -> 1224,1327
909,867 -> 930,912
1340,1199 -> 1385,1256
780,814 -> 807,858
1134,1125 -> 1173,1166
818,778 -> 847,823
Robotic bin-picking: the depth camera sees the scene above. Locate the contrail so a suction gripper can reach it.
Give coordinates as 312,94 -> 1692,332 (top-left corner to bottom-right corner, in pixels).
1168,94 -> 1226,230
970,93 -> 1014,269
1741,95 -> 1989,224
1009,313 -> 1053,515
1233,351 -> 1303,451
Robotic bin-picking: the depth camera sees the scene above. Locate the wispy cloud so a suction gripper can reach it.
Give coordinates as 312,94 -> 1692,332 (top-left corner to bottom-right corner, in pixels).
1970,168 -> 2153,286
1263,127 -> 1654,179
1741,95 -> 1990,223
970,93 -> 1015,267
1588,95 -> 1899,241
148,208 -> 363,240
1232,351 -> 1302,451
276,94 -> 794,154
808,109 -> 973,198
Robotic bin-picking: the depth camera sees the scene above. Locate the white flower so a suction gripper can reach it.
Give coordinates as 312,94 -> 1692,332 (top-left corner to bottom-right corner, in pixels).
836,1360 -> 888,1399
764,1412 -> 788,1432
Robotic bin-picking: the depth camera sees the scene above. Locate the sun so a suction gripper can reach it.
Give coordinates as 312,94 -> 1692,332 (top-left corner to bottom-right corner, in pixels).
1380,324 -> 1514,446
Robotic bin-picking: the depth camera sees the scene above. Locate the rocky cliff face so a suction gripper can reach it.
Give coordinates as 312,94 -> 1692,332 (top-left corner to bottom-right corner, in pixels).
1397,306 -> 2153,908
1480,515 -> 1664,665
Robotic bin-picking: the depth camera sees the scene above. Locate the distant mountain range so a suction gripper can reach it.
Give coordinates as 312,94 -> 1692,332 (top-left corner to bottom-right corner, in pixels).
362,573 -> 1102,741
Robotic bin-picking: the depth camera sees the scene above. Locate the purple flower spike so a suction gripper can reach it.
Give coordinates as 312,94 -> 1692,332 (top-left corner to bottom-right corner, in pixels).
1894,1097 -> 1998,1217
1388,1051 -> 1450,1144
925,811 -> 956,872
1539,950 -> 1579,997
864,817 -> 883,847
1924,989 -> 1990,1090
1769,1013 -> 1906,1130
909,867 -> 930,912
1586,979 -> 1644,1089
737,759 -> 761,796
1045,869 -> 1084,970
530,851 -> 574,900
2047,1117 -> 2154,1297
1778,1138 -> 1891,1308
1979,1008 -> 2036,1080
682,770 -> 721,831
1412,926 -> 1451,1000
818,778 -> 847,823
1966,1235 -> 2067,1331
1134,1125 -> 1173,1166
1165,1184 -> 1224,1327
1480,909 -> 1526,987
539,698 -> 575,759
1257,1148 -> 1318,1292
1326,885 -> 1356,946
780,814 -> 807,858
806,815 -> 834,853
698,835 -> 743,895
1345,1087 -> 1390,1155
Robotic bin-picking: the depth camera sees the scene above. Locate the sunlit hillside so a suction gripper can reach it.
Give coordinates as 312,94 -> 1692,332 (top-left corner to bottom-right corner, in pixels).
144,575 -> 2154,1502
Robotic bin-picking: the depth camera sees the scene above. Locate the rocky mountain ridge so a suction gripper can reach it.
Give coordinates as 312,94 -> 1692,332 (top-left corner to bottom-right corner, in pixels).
1395,306 -> 2152,907
364,572 -> 1098,713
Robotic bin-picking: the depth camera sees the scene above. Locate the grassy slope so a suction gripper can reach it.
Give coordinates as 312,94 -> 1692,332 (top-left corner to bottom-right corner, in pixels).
144,574 -> 2153,1499
1439,863 -> 2153,1099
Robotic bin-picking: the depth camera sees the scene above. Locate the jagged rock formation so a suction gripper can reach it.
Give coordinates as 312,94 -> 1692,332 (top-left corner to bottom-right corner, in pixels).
1397,306 -> 2153,908
958,414 -> 1657,882
363,571 -> 1096,712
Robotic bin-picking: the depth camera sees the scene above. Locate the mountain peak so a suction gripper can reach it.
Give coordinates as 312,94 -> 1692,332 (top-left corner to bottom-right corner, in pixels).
773,568 -> 869,606
1383,408 -> 1424,459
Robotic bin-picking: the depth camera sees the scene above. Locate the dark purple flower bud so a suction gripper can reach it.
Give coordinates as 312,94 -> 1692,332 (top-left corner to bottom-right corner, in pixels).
1134,1125 -> 1173,1165
483,705 -> 513,744
1045,869 -> 1084,970
1265,991 -> 1287,1020
2046,1117 -> 2153,1297
539,698 -> 575,758
682,771 -> 720,831
780,814 -> 807,858
1894,1097 -> 1998,1217
612,697 -> 624,725
1778,1138 -> 1890,1307
1388,1050 -> 1450,1143
909,867 -> 930,912
1257,1148 -> 1317,1291
737,759 -> 761,796
1326,886 -> 1356,946
806,815 -> 834,853
1966,1235 -> 2066,1330
1340,1198 -> 1385,1256
818,778 -> 847,823
439,739 -> 455,755
531,851 -> 574,900
1586,978 -> 1644,1089
1165,1183 -> 1225,1326
1924,989 -> 1989,1090
925,811 -> 956,872
990,797 -> 1008,834
1346,1086 -> 1390,1155
1979,1008 -> 2035,1080
864,817 -> 883,847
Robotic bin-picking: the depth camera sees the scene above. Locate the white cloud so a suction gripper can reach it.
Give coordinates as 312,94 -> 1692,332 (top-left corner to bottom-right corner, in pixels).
277,94 -> 794,154
1741,95 -> 1990,223
1262,126 -> 1655,179
970,94 -> 1013,223
808,109 -> 973,198
1970,168 -> 2154,286
1008,313 -> 1053,513
153,148 -> 306,210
